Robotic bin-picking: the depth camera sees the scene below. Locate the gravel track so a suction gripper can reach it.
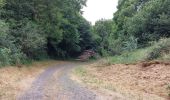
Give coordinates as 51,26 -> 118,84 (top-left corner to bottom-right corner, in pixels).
18,62 -> 96,100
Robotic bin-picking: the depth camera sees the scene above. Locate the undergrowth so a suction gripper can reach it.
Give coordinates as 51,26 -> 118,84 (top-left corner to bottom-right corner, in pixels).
108,38 -> 170,64
147,38 -> 170,61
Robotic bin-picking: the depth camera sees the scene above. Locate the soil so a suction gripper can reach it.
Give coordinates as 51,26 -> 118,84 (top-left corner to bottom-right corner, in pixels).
84,61 -> 170,100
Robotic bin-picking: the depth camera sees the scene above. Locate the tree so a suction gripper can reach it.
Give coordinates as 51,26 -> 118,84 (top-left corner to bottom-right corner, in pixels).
93,19 -> 116,56
78,17 -> 94,51
0,0 -> 93,61
113,0 -> 170,47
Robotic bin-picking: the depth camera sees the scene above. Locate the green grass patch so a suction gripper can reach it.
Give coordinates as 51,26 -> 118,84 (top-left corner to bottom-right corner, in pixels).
73,66 -> 117,91
109,47 -> 153,64
74,67 -> 102,85
108,38 -> 170,64
74,67 -> 88,77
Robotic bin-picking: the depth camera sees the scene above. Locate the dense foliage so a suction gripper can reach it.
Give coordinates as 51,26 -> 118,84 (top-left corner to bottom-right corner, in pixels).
92,0 -> 170,56
0,0 -> 169,66
0,0 -> 94,66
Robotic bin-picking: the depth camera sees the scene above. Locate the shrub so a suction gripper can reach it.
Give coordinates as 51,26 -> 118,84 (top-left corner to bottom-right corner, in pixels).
123,36 -> 138,52
147,47 -> 161,60
0,47 -> 27,67
10,48 -> 27,65
0,48 -> 11,66
147,38 -> 170,60
109,38 -> 123,55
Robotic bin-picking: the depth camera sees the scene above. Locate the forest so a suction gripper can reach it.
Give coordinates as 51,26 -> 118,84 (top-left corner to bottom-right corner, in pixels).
0,0 -> 169,66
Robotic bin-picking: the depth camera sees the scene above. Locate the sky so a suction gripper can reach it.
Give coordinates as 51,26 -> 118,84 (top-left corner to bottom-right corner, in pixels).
82,0 -> 118,25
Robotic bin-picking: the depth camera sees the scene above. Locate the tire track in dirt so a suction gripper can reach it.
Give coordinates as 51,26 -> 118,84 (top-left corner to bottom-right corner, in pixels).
18,64 -> 61,100
18,62 -> 96,100
56,64 -> 96,100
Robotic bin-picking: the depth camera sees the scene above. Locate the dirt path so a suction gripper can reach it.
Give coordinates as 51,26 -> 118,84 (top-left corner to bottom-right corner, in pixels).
16,61 -> 170,100
18,62 -> 98,100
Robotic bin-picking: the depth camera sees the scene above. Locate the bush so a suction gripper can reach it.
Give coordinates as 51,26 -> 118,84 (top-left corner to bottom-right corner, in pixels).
0,47 -> 27,67
0,48 -> 11,66
147,38 -> 170,60
123,36 -> 138,52
10,48 -> 27,65
109,38 -> 123,55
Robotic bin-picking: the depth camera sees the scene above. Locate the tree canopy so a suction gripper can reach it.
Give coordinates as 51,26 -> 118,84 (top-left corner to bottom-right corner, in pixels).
0,0 -> 94,66
92,0 -> 170,55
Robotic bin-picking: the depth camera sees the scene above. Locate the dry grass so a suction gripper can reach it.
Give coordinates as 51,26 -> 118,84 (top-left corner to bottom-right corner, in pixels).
73,61 -> 170,100
0,60 -> 62,100
72,66 -> 126,100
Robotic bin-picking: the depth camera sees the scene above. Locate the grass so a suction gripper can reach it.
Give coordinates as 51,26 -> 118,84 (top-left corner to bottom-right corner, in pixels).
74,67 -> 103,85
86,47 -> 154,67
73,66 -> 116,91
0,60 -> 61,99
109,47 -> 153,64
106,38 -> 170,64
74,67 -> 87,77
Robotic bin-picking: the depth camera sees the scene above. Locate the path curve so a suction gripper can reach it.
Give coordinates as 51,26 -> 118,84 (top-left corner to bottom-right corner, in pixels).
18,62 -> 96,100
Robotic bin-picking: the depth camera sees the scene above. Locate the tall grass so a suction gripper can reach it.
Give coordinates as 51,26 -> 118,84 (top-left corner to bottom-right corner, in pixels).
109,38 -> 170,64
109,47 -> 153,64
